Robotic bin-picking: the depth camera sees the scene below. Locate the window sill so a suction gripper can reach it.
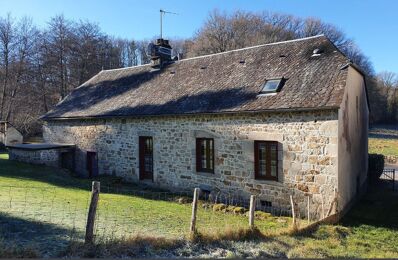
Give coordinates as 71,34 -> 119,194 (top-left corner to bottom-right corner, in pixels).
196,171 -> 215,177
253,178 -> 283,186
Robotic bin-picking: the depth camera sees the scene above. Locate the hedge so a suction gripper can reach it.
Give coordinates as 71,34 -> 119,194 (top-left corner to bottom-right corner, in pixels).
368,153 -> 385,182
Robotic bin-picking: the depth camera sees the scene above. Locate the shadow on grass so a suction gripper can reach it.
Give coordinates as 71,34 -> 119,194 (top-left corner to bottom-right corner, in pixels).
340,182 -> 398,230
286,180 -> 398,244
369,133 -> 398,139
0,153 -> 190,203
0,153 -> 156,192
0,212 -> 84,256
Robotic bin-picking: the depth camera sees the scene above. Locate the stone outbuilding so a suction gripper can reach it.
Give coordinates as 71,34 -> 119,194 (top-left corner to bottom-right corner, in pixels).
7,143 -> 75,170
37,35 -> 369,218
0,121 -> 23,147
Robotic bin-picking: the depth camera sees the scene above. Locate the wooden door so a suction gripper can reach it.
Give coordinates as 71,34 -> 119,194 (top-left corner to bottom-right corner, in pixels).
60,151 -> 74,171
87,151 -> 98,178
139,136 -> 153,181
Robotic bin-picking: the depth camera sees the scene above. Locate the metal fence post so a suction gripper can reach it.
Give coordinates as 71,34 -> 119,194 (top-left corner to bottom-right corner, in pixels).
85,181 -> 100,244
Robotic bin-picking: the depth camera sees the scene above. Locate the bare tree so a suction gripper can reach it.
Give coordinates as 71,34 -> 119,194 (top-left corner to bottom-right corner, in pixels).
70,21 -> 104,86
4,17 -> 38,121
0,14 -> 147,135
126,40 -> 139,66
138,40 -> 151,65
188,9 -> 374,75
46,15 -> 75,99
0,13 -> 15,120
377,71 -> 398,122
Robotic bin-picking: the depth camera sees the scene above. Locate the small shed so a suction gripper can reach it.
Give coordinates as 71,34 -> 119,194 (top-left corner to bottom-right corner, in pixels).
7,143 -> 75,170
0,121 -> 23,147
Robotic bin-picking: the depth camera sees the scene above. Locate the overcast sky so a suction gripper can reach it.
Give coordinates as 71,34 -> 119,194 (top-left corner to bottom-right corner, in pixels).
1,0 -> 397,73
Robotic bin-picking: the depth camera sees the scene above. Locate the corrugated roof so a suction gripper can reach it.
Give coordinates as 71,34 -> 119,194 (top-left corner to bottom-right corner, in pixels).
42,35 -> 350,120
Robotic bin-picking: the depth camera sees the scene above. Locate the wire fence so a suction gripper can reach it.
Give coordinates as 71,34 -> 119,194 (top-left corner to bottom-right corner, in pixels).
94,188 -> 194,241
0,186 -> 89,230
0,185 -> 90,254
195,191 -> 292,236
0,183 -> 294,254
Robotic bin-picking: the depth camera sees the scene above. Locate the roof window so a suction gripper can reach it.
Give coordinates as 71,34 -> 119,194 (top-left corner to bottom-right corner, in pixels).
260,78 -> 285,94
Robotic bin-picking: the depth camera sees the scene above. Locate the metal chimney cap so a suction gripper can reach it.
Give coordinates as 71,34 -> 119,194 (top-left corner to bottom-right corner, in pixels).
312,48 -> 324,57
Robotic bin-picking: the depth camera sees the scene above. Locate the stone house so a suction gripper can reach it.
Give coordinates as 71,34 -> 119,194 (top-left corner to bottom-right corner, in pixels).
0,121 -> 23,147
37,35 -> 369,217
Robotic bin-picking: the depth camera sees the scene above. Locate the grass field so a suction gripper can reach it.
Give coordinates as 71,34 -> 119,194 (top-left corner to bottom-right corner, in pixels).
0,152 -> 289,256
1,152 -> 398,258
286,186 -> 398,258
61,183 -> 398,258
369,137 -> 398,156
369,125 -> 398,157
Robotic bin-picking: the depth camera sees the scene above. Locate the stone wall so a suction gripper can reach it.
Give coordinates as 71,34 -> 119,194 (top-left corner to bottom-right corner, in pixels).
43,110 -> 339,218
385,155 -> 398,165
9,148 -> 60,167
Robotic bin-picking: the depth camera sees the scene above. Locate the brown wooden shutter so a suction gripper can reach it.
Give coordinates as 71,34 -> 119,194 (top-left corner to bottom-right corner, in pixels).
254,141 -> 259,179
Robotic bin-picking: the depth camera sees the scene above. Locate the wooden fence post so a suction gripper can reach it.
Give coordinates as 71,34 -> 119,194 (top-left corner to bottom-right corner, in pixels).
327,189 -> 339,217
249,195 -> 256,228
85,181 -> 100,244
307,196 -> 310,224
290,195 -> 297,228
190,188 -> 200,234
321,195 -> 325,219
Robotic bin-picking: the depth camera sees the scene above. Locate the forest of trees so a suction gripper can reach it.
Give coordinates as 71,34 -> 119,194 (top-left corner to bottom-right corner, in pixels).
0,10 -> 397,136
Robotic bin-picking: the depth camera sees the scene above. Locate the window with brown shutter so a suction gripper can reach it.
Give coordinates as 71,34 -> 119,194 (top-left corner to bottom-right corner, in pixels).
196,138 -> 214,173
254,141 -> 278,181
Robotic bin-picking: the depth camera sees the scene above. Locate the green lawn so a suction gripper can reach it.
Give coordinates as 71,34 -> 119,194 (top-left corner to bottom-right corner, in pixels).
1,152 -> 398,258
369,137 -> 398,157
283,187 -> 398,258
0,152 -> 289,255
64,185 -> 398,258
369,125 -> 398,157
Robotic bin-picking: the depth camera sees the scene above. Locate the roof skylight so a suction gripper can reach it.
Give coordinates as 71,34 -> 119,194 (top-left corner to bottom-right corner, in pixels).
260,78 -> 285,94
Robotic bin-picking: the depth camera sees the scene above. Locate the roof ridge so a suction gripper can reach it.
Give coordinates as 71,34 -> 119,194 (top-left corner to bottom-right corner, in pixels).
178,34 -> 325,62
101,34 -> 326,73
101,62 -> 151,73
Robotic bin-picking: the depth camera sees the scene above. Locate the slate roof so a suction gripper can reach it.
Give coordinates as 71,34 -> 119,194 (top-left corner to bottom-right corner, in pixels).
42,35 -> 353,120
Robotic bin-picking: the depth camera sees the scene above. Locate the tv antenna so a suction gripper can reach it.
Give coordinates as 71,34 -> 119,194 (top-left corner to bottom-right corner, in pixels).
160,9 -> 177,39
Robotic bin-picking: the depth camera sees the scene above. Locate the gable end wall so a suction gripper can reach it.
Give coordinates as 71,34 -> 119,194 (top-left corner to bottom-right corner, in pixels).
338,66 -> 369,211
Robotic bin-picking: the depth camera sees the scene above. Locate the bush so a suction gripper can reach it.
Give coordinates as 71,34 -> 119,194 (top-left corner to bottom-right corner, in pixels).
368,154 -> 384,182
212,203 -> 227,212
232,207 -> 246,214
